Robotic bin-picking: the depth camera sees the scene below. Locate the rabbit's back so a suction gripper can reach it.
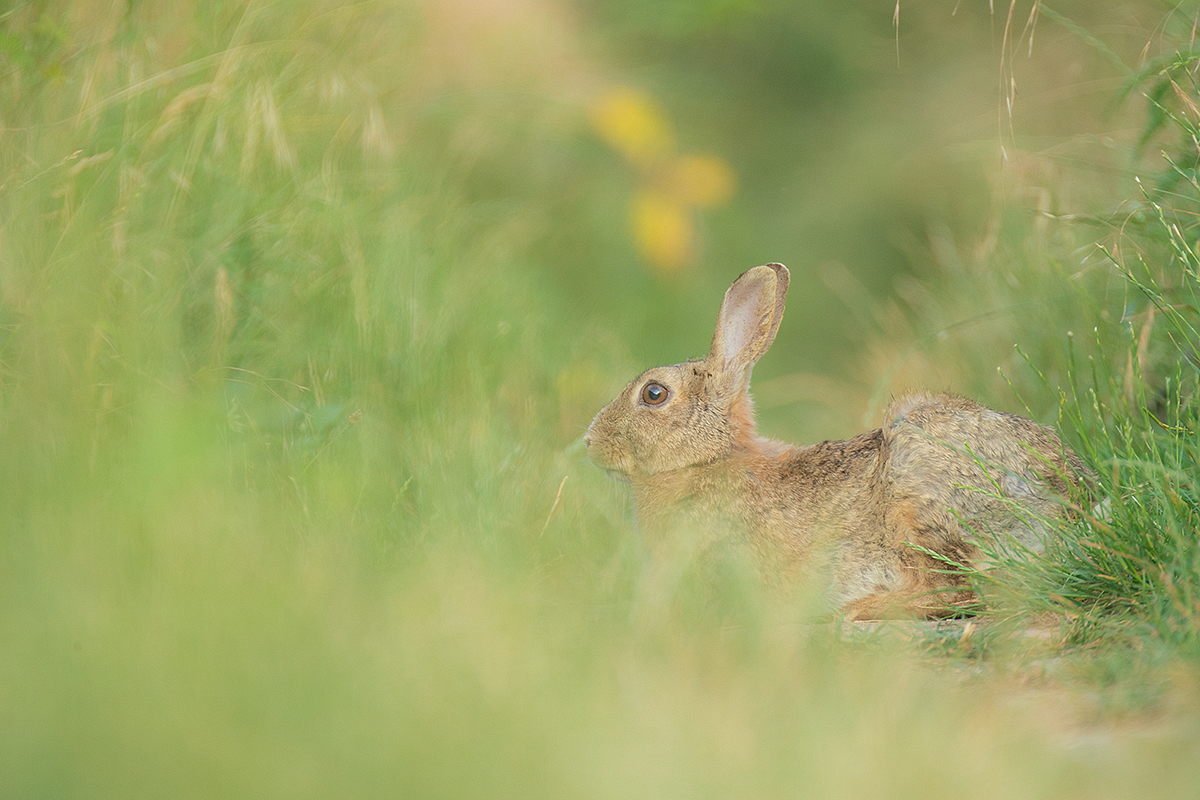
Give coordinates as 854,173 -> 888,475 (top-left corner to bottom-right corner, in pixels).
881,393 -> 1084,555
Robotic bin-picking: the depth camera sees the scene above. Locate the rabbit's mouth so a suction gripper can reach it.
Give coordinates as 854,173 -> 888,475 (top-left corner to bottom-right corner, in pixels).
605,468 -> 632,484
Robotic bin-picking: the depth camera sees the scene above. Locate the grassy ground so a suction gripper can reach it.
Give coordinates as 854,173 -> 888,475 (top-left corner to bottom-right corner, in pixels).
2,1 -> 1199,797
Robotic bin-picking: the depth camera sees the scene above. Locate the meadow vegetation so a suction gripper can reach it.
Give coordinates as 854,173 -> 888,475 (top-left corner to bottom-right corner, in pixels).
2,1 -> 1199,797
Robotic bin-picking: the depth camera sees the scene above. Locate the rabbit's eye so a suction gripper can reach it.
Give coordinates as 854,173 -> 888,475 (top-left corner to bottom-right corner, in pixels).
641,382 -> 669,406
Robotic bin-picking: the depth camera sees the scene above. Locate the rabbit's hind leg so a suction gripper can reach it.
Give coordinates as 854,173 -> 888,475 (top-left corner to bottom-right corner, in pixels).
841,578 -> 978,621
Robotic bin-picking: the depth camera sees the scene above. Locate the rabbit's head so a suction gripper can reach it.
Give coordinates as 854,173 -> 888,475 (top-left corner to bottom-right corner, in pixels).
585,263 -> 789,481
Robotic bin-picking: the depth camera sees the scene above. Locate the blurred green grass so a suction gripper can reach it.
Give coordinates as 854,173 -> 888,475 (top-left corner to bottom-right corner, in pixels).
3,1 -> 1200,797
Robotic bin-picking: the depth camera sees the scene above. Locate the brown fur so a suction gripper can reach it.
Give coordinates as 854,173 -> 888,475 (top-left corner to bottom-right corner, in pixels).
584,263 -> 1093,620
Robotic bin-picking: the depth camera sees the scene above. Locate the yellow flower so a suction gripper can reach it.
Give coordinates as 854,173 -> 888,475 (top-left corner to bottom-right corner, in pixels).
669,154 -> 736,209
591,86 -> 737,272
632,190 -> 693,273
589,87 -> 675,167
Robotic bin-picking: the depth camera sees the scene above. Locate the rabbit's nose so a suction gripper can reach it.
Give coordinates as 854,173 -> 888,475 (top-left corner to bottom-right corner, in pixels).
583,416 -> 598,447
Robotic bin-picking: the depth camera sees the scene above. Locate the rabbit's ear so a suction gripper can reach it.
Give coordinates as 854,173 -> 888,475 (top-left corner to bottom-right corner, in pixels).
706,263 -> 789,396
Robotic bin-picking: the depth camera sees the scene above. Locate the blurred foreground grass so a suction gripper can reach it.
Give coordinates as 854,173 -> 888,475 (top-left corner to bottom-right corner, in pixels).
3,1 -> 1200,797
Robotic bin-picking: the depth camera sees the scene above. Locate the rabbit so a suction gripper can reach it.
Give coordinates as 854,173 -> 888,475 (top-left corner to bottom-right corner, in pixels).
584,263 -> 1092,620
